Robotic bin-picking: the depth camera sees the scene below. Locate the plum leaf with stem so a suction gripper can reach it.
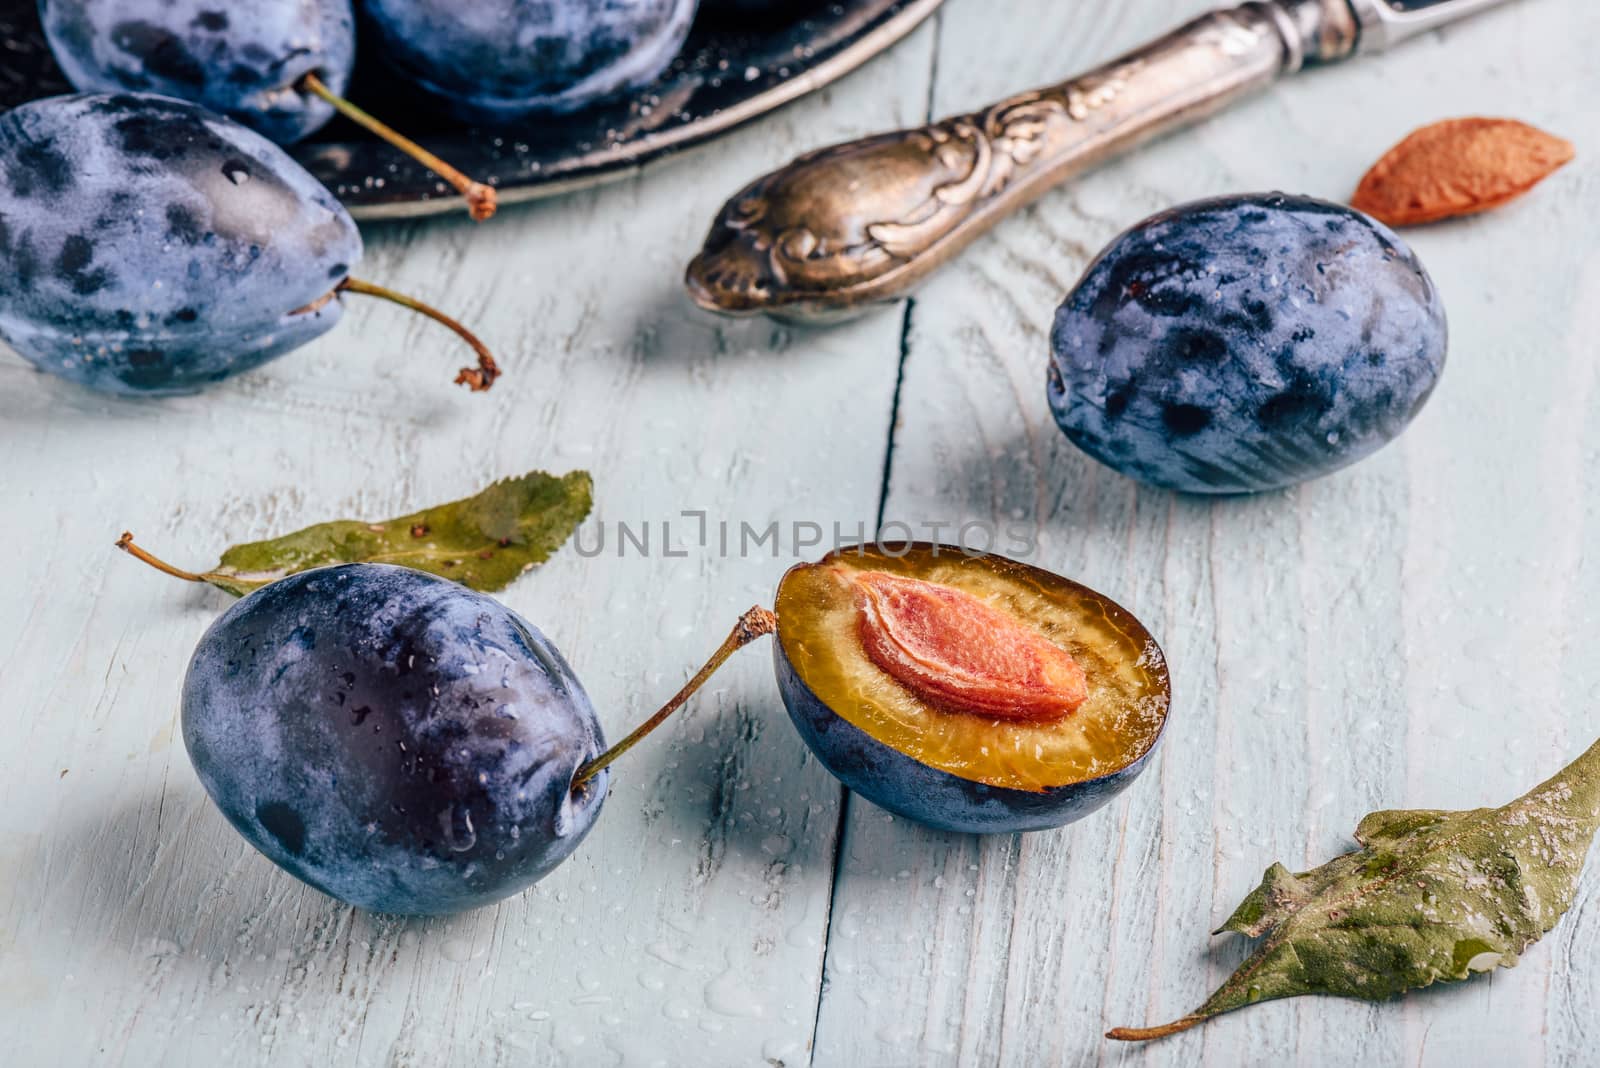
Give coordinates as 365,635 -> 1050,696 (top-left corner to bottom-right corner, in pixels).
117,470 -> 592,596
1108,738 -> 1600,1042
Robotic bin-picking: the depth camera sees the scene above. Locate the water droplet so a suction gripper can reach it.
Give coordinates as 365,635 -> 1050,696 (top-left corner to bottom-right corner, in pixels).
438,805 -> 477,853
763,1037 -> 804,1062
704,965 -> 767,1018
644,941 -> 690,970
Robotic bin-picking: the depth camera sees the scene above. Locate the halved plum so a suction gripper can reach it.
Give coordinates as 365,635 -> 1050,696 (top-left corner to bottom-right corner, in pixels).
774,544 -> 1170,833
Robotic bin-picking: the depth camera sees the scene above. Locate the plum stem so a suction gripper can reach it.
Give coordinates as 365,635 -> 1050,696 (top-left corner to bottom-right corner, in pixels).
297,72 -> 497,221
1105,1015 -> 1207,1042
570,606 -> 779,793
115,532 -> 207,584
337,278 -> 501,391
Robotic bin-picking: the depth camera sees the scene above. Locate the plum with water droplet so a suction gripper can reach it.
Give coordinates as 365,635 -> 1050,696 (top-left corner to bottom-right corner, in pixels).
182,564 -> 611,914
160,554 -> 775,914
38,0 -> 496,215
0,92 -> 497,395
1048,193 -> 1448,494
360,0 -> 699,122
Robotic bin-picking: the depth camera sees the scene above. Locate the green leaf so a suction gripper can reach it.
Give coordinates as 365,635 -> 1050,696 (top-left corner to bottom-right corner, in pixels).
129,471 -> 592,597
1109,739 -> 1600,1042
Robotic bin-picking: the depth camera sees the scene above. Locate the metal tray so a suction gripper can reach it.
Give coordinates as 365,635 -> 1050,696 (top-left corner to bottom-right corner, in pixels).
0,0 -> 943,220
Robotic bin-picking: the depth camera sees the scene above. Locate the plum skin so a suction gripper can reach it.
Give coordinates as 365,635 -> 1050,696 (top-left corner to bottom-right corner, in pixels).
773,642 -> 1164,835
38,0 -> 356,144
1049,193 -> 1448,494
181,564 -> 609,915
360,0 -> 699,122
0,92 -> 360,396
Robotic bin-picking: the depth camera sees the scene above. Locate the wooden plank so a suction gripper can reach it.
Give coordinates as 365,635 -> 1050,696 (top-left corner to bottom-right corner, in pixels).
0,19 -> 938,1065
811,0 -> 1600,1065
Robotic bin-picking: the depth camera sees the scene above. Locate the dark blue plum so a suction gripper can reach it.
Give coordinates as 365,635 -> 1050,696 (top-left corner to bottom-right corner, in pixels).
39,0 -> 355,144
0,92 -> 360,396
361,0 -> 699,122
181,564 -> 609,916
1048,193 -> 1448,494
774,643 -> 1164,834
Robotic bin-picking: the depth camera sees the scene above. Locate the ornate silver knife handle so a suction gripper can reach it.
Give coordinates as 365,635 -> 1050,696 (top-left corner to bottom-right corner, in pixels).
685,0 -> 1513,324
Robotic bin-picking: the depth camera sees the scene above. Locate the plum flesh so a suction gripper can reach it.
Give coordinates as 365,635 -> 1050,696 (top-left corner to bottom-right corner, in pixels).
773,544 -> 1169,834
38,0 -> 356,144
1048,193 -> 1447,494
0,92 -> 360,396
360,0 -> 699,123
181,564 -> 608,915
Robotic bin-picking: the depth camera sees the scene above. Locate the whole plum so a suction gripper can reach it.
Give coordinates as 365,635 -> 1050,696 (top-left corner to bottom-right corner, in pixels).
0,92 -> 358,395
360,0 -> 699,122
181,564 -> 609,915
39,0 -> 355,144
1048,193 -> 1447,494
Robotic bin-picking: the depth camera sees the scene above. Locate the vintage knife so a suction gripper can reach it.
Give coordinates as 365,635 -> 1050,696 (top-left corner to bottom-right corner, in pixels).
685,0 -> 1521,323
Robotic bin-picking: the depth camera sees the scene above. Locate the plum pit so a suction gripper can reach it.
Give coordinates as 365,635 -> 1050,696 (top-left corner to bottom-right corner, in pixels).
843,567 -> 1088,721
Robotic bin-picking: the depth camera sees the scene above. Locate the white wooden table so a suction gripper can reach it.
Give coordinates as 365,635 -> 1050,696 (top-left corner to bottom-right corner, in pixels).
3,1 -> 1596,1064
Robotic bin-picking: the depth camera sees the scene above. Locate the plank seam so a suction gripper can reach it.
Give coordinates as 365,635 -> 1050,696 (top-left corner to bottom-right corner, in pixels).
807,11 -> 944,1058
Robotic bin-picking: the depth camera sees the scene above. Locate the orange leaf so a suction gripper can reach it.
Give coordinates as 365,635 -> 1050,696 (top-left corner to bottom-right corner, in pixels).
1351,117 -> 1573,227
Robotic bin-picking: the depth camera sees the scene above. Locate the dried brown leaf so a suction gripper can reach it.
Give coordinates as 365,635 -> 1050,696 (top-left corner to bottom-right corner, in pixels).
1108,739 -> 1600,1042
